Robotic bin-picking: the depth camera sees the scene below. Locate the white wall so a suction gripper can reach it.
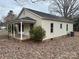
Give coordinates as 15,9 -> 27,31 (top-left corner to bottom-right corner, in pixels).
41,20 -> 73,40
19,9 -> 73,40
24,24 -> 30,36
19,9 -> 42,27
18,9 -> 43,39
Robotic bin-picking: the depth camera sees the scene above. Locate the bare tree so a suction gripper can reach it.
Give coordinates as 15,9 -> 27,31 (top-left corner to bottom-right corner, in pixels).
14,0 -> 79,19
14,0 -> 29,6
49,0 -> 79,18
14,0 -> 46,5
4,10 -> 17,22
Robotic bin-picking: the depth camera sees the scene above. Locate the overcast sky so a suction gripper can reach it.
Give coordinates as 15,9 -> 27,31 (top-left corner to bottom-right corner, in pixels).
0,0 -> 50,21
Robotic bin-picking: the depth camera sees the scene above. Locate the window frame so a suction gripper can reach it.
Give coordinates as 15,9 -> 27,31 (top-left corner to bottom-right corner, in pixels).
66,24 -> 68,31
60,24 -> 62,29
50,23 -> 53,33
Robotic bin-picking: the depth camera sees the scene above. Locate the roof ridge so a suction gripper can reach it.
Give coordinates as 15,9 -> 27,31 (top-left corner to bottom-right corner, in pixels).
17,8 -> 73,23
24,8 -> 58,17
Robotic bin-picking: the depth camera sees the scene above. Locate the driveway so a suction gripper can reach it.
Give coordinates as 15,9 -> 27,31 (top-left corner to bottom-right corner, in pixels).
0,30 -> 79,59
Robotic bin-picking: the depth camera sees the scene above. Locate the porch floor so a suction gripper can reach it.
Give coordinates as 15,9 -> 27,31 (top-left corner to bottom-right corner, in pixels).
11,34 -> 30,40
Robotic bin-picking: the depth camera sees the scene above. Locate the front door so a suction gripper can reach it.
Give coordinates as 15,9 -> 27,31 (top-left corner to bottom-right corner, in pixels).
18,23 -> 24,32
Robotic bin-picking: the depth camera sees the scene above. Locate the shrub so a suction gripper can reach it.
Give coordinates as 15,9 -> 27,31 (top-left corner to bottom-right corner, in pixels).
30,26 -> 46,42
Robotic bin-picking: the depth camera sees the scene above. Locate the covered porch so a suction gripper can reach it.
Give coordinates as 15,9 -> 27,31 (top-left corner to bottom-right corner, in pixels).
7,17 -> 36,40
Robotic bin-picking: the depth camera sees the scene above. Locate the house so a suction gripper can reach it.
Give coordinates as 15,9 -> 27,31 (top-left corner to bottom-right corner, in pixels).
6,8 -> 73,40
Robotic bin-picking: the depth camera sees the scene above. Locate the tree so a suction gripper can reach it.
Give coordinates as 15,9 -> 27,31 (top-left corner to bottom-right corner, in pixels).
14,0 -> 79,19
4,10 -> 17,22
49,0 -> 79,19
4,10 -> 17,38
30,26 -> 46,42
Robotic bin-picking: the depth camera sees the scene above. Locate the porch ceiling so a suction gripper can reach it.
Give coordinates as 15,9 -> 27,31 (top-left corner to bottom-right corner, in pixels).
6,17 -> 36,24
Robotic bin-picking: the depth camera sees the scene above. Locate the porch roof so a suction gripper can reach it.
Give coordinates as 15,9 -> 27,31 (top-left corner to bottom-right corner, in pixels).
6,17 -> 36,24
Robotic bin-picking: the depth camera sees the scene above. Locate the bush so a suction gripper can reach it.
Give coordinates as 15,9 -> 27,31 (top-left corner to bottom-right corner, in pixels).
30,26 -> 46,42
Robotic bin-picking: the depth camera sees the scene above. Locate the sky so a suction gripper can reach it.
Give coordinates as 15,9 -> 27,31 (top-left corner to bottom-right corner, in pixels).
0,0 -> 50,21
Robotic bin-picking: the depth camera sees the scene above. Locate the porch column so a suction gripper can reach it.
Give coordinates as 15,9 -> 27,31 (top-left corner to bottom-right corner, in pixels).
11,24 -> 12,36
20,22 -> 23,40
13,24 -> 15,38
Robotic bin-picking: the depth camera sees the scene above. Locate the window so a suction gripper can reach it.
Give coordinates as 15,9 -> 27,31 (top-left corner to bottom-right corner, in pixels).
66,24 -> 68,31
51,23 -> 53,33
60,24 -> 62,29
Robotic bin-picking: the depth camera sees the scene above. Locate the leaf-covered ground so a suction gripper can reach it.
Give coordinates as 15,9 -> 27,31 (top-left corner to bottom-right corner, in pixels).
0,31 -> 79,59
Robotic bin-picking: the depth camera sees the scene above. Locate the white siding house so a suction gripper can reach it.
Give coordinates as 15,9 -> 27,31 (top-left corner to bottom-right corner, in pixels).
6,8 -> 73,40
41,20 -> 73,40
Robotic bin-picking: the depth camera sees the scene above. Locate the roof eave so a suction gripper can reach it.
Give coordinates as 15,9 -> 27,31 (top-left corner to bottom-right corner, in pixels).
42,18 -> 74,23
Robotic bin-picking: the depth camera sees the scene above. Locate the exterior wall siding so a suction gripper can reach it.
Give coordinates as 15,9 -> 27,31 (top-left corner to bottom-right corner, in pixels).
19,9 -> 42,39
24,24 -> 30,36
18,9 -> 73,40
41,20 -> 73,40
19,10 -> 42,27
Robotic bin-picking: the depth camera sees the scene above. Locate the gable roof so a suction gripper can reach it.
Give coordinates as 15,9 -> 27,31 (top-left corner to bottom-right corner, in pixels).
21,17 -> 36,21
6,17 -> 36,24
18,8 -> 73,23
26,8 -> 59,19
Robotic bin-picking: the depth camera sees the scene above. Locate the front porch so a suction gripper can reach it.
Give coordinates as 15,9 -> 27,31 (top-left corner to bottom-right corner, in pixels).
7,17 -> 36,40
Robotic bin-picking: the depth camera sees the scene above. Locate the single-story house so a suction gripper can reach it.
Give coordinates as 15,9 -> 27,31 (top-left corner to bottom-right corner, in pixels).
6,8 -> 73,40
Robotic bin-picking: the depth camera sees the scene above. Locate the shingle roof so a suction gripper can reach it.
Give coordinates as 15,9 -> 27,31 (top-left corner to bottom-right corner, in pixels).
25,8 -> 59,19
19,8 -> 73,23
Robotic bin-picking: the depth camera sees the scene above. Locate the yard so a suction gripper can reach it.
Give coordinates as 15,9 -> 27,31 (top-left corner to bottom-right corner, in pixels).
0,30 -> 79,59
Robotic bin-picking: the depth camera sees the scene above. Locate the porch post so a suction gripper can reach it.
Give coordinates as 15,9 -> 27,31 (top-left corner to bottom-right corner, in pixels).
11,24 -> 12,36
20,22 -> 23,40
7,24 -> 9,38
13,24 -> 15,38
